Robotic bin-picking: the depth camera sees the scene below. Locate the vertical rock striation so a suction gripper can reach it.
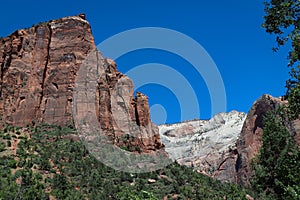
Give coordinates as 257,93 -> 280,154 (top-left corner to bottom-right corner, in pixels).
0,14 -> 164,153
0,15 -> 94,126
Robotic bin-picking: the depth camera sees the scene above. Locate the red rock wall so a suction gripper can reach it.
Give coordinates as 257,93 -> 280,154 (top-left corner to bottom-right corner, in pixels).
0,15 -> 94,126
0,15 -> 164,153
236,94 -> 300,185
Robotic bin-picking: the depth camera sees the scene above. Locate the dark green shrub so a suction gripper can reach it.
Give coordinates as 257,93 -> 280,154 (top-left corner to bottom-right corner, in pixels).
252,110 -> 300,199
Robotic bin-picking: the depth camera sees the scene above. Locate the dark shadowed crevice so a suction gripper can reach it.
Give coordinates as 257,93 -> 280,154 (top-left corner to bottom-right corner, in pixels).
0,56 -> 5,98
38,24 -> 52,112
0,39 -> 12,98
52,82 -> 58,90
235,153 -> 242,173
135,100 -> 140,126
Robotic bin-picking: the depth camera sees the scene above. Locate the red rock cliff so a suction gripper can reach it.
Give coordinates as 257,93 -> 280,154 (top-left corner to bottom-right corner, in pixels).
236,94 -> 300,185
0,14 -> 163,153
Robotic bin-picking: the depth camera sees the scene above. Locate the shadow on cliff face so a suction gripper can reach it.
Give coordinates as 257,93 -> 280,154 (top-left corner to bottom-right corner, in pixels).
236,94 -> 289,186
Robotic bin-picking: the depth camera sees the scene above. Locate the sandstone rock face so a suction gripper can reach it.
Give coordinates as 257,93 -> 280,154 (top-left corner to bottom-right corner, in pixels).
159,111 -> 246,182
236,94 -> 300,185
0,15 -> 94,126
95,56 -> 163,152
0,15 -> 163,153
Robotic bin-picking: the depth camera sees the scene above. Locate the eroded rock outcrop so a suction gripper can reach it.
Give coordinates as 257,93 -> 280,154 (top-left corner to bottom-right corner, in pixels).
94,56 -> 163,152
159,111 -> 246,182
0,14 -> 163,153
236,94 -> 300,185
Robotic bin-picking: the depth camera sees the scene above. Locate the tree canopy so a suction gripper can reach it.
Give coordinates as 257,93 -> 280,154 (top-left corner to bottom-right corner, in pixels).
252,110 -> 300,199
263,0 -> 300,118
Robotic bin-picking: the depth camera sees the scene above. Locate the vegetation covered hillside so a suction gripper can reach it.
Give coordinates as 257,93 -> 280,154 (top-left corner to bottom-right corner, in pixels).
0,124 -> 260,200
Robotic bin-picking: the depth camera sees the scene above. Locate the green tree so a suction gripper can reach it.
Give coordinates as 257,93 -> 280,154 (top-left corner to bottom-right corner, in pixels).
263,0 -> 300,117
252,110 -> 300,199
287,82 -> 300,119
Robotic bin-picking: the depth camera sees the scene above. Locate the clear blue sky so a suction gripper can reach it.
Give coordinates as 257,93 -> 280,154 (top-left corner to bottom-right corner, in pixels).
0,1 -> 291,124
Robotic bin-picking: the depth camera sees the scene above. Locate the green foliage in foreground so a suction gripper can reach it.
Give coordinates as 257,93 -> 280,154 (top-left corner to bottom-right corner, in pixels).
288,82 -> 300,120
0,124 -> 257,200
252,109 -> 300,200
263,0 -> 300,66
263,0 -> 300,94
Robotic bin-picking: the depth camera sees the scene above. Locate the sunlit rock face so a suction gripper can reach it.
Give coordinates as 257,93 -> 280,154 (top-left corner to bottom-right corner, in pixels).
0,14 -> 164,154
0,15 -> 94,126
159,111 -> 246,182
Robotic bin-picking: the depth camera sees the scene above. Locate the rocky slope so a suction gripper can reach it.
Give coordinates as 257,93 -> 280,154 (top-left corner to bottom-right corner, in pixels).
159,111 -> 246,182
0,14 -> 163,153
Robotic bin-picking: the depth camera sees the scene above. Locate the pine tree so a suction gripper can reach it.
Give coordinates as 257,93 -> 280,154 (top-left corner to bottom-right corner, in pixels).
252,110 -> 300,199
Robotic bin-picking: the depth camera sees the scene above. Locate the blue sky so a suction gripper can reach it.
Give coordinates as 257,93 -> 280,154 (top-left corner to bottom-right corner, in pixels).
0,1 -> 291,124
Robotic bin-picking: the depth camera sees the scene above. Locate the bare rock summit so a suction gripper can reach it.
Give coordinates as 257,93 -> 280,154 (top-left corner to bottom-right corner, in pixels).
159,111 -> 246,182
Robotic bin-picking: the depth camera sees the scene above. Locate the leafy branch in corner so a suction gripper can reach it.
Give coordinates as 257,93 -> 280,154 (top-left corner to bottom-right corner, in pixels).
263,0 -> 300,106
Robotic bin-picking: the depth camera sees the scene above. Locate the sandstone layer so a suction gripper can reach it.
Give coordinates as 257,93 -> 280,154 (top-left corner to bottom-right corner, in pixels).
0,14 -> 163,153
